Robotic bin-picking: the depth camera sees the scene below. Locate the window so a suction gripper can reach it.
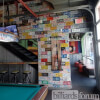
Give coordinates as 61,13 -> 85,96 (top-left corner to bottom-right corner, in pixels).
96,22 -> 100,40
95,1 -> 100,22
96,1 -> 100,55
98,42 -> 100,56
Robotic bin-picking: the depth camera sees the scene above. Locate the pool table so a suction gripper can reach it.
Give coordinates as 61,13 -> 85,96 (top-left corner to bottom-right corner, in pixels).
0,84 -> 48,100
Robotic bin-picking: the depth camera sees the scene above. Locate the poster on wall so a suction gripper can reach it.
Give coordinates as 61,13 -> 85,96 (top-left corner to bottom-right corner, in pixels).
0,25 -> 18,35
69,41 -> 82,54
75,17 -> 85,24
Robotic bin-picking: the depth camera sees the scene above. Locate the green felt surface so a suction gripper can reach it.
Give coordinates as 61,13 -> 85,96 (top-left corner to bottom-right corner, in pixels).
0,84 -> 41,100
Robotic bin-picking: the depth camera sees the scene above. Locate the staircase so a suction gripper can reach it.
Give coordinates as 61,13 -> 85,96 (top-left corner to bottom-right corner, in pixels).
1,42 -> 38,70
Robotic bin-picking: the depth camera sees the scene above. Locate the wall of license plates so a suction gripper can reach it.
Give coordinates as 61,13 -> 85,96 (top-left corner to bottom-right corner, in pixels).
38,34 -> 72,88
8,10 -> 92,88
37,12 -> 73,88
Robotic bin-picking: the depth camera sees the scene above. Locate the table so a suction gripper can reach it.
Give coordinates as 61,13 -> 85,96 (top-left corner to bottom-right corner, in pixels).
0,83 -> 48,100
83,64 -> 95,78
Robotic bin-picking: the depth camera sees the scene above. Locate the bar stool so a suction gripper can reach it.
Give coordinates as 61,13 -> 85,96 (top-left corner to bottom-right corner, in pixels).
11,70 -> 19,83
78,64 -> 83,72
74,62 -> 79,67
0,71 -> 8,83
23,71 -> 31,83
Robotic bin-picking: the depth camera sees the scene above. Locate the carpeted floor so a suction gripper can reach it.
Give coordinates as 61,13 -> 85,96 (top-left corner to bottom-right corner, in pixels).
45,66 -> 97,100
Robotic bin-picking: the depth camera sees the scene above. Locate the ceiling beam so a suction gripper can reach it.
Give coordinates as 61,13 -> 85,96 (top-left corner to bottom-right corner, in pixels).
18,0 -> 38,18
0,0 -> 33,6
70,0 -> 86,2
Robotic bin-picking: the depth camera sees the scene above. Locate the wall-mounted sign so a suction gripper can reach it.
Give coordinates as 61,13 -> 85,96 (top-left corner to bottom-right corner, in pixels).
0,32 -> 18,42
0,25 -> 18,42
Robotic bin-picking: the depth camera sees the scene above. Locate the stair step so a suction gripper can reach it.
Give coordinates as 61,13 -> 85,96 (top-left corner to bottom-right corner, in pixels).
10,45 -> 22,49
24,53 -> 32,56
33,59 -> 38,61
3,43 -> 38,62
10,44 -> 19,47
19,50 -> 27,53
14,48 -> 23,50
28,56 -> 36,58
28,57 -> 36,60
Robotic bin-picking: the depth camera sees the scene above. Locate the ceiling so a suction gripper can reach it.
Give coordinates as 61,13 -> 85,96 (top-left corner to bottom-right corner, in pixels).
47,0 -> 88,9
0,0 -> 98,10
47,0 -> 86,5
0,0 -> 97,5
